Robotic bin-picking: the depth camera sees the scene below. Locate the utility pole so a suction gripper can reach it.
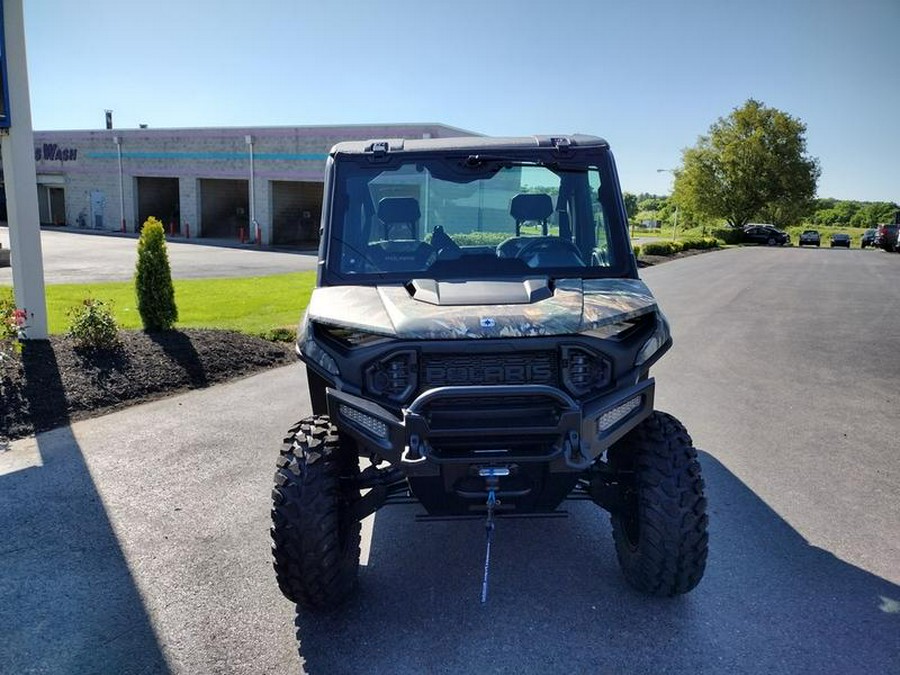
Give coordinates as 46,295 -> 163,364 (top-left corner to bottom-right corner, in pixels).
1,0 -> 48,338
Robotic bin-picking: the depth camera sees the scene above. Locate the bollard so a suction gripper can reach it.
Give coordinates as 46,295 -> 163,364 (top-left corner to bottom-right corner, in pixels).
256,222 -> 261,247
121,219 -> 126,233
185,222 -> 190,239
239,227 -> 245,244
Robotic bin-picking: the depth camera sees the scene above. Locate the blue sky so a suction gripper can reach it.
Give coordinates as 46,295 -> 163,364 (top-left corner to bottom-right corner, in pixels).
21,0 -> 900,202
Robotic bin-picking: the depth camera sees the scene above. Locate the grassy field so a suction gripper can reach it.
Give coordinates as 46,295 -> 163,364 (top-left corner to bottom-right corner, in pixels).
3,271 -> 317,336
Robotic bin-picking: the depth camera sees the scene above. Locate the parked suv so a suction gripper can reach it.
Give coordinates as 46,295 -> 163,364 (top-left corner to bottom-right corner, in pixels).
743,225 -> 790,246
875,224 -> 898,252
271,135 -> 709,610
798,230 -> 821,247
861,229 -> 876,248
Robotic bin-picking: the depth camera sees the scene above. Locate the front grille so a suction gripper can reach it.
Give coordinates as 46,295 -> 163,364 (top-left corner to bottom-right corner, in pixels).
421,351 -> 559,388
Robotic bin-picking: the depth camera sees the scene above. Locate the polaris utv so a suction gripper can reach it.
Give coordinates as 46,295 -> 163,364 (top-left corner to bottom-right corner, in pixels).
271,135 -> 708,609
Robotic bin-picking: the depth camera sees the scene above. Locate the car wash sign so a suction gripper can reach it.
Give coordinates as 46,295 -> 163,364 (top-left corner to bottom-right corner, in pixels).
35,143 -> 78,162
0,0 -> 11,128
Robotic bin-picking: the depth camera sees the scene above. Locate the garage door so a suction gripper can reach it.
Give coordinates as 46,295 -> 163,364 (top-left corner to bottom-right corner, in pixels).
199,178 -> 249,239
136,177 -> 179,233
271,181 -> 323,245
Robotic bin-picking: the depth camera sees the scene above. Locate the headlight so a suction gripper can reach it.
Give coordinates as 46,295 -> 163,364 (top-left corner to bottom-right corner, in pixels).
297,319 -> 340,376
561,345 -> 611,396
319,324 -> 393,348
296,311 -> 310,352
581,318 -> 644,340
635,311 -> 670,366
302,339 -> 340,376
365,350 -> 417,403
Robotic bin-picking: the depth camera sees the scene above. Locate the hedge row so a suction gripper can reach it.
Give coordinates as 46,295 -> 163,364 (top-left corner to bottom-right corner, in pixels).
641,238 -> 719,256
681,237 -> 720,250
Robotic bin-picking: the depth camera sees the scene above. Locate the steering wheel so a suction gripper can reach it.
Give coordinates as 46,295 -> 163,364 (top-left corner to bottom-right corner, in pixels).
515,237 -> 585,265
496,236 -> 528,258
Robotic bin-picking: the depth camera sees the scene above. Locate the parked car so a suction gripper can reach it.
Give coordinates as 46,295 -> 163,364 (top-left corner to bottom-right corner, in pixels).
861,229 -> 876,248
742,225 -> 790,246
798,230 -> 821,247
830,233 -> 851,248
874,224 -> 899,252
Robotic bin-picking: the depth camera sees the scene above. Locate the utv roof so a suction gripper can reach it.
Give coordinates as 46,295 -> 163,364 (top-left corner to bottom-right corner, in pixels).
330,134 -> 610,156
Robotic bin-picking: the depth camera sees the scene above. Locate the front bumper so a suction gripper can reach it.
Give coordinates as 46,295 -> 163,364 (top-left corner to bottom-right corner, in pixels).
326,379 -> 655,474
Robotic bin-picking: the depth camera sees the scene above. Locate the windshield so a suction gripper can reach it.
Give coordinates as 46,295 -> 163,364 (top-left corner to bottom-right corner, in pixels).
324,150 -> 632,283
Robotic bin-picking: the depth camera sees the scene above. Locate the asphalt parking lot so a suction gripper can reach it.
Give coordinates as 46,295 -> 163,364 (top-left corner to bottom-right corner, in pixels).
1,246 -> 898,674
0,225 -> 318,283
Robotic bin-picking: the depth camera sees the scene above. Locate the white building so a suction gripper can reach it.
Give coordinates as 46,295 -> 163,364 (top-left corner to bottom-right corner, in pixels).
11,122 -> 478,245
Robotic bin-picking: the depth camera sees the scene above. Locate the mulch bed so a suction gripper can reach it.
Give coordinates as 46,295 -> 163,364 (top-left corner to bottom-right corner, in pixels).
0,329 -> 295,442
637,247 -> 720,267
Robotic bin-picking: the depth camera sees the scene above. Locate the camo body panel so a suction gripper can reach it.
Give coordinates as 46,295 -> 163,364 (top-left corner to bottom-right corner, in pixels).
306,278 -> 657,340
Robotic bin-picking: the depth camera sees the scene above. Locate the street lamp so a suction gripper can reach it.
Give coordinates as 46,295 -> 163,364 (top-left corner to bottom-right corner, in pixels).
656,168 -> 678,242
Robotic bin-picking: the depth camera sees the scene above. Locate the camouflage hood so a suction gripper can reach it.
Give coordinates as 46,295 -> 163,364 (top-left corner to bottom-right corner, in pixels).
305,278 -> 657,340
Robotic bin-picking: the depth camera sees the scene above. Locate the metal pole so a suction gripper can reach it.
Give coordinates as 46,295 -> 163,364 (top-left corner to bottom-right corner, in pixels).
1,0 -> 48,338
656,168 -> 678,242
114,135 -> 125,231
245,134 -> 256,243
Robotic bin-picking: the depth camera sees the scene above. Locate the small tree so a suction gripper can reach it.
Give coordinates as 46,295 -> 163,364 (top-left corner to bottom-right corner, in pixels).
135,217 -> 178,331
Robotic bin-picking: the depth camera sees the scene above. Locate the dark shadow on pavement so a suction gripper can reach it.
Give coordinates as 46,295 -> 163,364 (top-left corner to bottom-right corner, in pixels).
292,451 -> 899,675
0,342 -> 170,674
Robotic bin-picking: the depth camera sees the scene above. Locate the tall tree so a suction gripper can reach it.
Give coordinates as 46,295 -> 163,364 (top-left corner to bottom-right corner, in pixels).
622,192 -> 638,221
673,99 -> 820,229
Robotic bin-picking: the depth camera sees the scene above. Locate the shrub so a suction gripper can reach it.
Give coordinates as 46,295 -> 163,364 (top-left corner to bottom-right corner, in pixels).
135,216 -> 178,331
681,237 -> 720,251
259,326 -> 297,343
710,227 -> 743,245
1,290 -> 26,361
1,289 -> 19,343
632,244 -> 642,258
448,231 -> 510,247
67,298 -> 120,349
642,241 -> 684,256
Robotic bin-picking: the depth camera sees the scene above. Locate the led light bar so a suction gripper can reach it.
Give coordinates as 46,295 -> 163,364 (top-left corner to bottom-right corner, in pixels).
597,396 -> 642,432
339,404 -> 388,439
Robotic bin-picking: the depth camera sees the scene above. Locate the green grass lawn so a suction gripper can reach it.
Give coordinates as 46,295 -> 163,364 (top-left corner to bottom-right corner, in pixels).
3,271 -> 317,335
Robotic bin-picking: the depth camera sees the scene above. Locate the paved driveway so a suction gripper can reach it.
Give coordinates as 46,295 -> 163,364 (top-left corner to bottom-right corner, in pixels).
0,225 -> 318,284
1,247 -> 898,674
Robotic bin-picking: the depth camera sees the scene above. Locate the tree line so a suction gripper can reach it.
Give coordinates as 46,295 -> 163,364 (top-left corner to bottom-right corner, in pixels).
626,192 -> 898,230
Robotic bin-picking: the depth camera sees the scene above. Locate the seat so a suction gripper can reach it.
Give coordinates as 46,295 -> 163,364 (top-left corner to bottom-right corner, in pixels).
370,197 -> 435,270
377,197 -> 420,240
509,193 -> 553,237
498,193 -> 556,258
